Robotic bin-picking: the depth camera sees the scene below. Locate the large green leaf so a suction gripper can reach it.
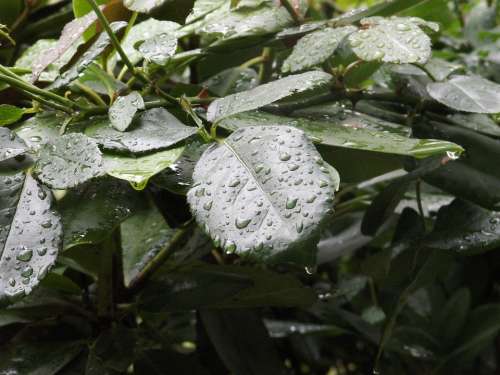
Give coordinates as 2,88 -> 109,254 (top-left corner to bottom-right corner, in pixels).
33,133 -> 104,190
424,199 -> 500,255
218,111 -> 463,158
282,26 -> 357,73
59,177 -> 141,249
427,75 -> 500,113
50,21 -> 128,90
86,108 -> 197,154
137,33 -> 178,66
187,125 -> 338,264
447,113 -> 500,138
203,67 -> 258,97
123,0 -> 169,13
103,146 -> 185,190
0,173 -> 62,305
0,127 -> 28,162
348,16 -> 433,64
207,71 -> 332,122
14,112 -> 66,152
109,91 -> 145,132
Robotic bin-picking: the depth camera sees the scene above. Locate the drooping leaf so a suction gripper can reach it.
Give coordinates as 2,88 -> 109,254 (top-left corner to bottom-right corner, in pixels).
137,33 -> 178,66
33,133 -> 104,190
207,71 -> 332,122
424,199 -> 500,255
109,91 -> 145,132
121,204 -> 176,287
0,104 -> 24,126
203,67 -> 258,97
0,173 -> 62,305
50,21 -> 128,90
282,26 -> 357,73
30,10 -> 97,82
123,0 -> 168,13
58,177 -> 141,249
86,108 -> 197,154
187,125 -> 338,265
218,111 -> 463,158
103,146 -> 185,190
427,75 -> 500,114
348,16 -> 433,64
0,127 -> 28,162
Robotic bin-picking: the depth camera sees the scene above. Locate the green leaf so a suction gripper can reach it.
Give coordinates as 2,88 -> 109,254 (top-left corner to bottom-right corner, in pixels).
463,2 -> 497,47
137,33 -> 178,65
187,125 -> 338,265
76,63 -> 127,96
0,127 -> 28,162
119,18 -> 180,65
123,0 -> 168,13
0,173 -> 62,305
186,0 -> 225,23
203,67 -> 258,97
29,11 -> 96,82
282,26 -> 357,73
109,91 -> 145,132
59,177 -> 140,249
424,199 -> 500,254
103,146 -> 185,190
50,21 -> 128,90
33,133 -> 104,190
433,288 -> 470,346
427,75 -> 500,114
218,111 -> 463,158
355,0 -> 434,19
421,58 -> 462,81
348,16 -> 432,64
121,204 -> 175,287
86,108 -> 197,154
0,104 -> 24,126
207,71 -> 333,122
447,113 -> 500,138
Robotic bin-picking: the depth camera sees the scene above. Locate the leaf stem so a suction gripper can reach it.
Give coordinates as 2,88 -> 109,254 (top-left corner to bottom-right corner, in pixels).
75,82 -> 108,107
240,55 -> 266,69
280,0 -> 303,25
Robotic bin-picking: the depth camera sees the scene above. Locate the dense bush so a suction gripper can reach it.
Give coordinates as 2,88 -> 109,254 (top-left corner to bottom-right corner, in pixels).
1,0 -> 500,374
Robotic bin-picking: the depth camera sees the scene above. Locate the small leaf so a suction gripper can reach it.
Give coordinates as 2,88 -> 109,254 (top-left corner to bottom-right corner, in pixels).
282,26 -> 357,73
123,0 -> 168,13
137,33 -> 178,65
59,177 -> 141,249
34,133 -> 104,190
0,104 -> 24,126
424,199 -> 500,254
203,67 -> 258,97
103,146 -> 185,190
109,91 -> 145,132
427,75 -> 500,113
187,125 -> 338,264
0,127 -> 28,162
87,108 -> 197,154
50,21 -> 128,90
0,173 -> 62,305
348,16 -> 432,64
207,71 -> 332,122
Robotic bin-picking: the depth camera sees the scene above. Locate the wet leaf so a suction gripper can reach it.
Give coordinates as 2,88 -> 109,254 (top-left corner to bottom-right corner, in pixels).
0,127 -> 28,162
13,112 -> 65,152
103,146 -> 185,190
282,26 -> 357,73
86,108 -> 197,154
0,173 -> 62,305
123,0 -> 168,13
50,21 -> 128,90
58,177 -> 141,249
109,91 -> 145,132
137,33 -> 178,66
77,63 -> 127,96
33,133 -> 104,190
187,125 -> 338,264
207,71 -> 332,122
424,199 -> 500,255
0,104 -> 24,126
348,16 -> 433,64
427,75 -> 500,114
203,67 -> 258,97
421,58 -> 462,81
447,113 -> 500,138
218,111 -> 463,158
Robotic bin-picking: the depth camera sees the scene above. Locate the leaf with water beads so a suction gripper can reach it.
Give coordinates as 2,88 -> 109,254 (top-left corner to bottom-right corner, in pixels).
33,133 -> 104,190
348,16 -> 433,64
0,173 -> 62,305
109,91 -> 145,132
137,33 -> 178,66
427,75 -> 500,114
0,127 -> 28,162
187,125 -> 338,265
123,0 -> 169,13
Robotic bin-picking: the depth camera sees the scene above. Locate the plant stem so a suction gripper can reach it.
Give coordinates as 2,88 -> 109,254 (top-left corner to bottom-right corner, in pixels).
258,48 -> 273,83
75,82 -> 108,107
240,55 -> 266,69
280,0 -> 303,25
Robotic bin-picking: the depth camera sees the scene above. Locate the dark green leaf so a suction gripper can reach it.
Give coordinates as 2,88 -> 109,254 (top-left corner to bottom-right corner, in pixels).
33,133 -> 104,189
0,104 -> 25,126
0,173 -> 62,305
203,67 -> 258,97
